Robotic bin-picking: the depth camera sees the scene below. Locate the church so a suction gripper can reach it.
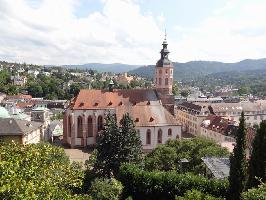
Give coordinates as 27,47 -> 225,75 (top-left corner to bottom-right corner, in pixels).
63,37 -> 181,151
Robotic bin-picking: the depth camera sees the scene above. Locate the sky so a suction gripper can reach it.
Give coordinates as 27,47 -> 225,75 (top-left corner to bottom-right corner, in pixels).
0,0 -> 266,65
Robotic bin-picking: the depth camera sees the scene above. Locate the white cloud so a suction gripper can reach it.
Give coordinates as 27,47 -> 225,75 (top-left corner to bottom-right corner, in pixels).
0,0 -> 163,65
171,0 -> 266,62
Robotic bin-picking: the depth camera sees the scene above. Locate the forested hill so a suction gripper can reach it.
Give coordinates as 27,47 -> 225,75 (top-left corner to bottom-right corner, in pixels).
128,58 -> 266,81
63,63 -> 140,73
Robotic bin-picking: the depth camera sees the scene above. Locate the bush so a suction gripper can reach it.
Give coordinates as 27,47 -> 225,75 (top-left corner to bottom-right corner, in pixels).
0,142 -> 85,199
175,190 -> 223,200
118,164 -> 228,200
241,183 -> 266,200
89,178 -> 123,200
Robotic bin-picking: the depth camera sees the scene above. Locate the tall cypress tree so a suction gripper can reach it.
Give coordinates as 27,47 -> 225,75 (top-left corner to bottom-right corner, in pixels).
228,112 -> 248,200
94,112 -> 142,178
246,120 -> 266,189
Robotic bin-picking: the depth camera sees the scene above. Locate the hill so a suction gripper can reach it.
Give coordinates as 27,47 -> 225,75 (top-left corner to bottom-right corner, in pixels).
128,58 -> 266,81
63,63 -> 140,73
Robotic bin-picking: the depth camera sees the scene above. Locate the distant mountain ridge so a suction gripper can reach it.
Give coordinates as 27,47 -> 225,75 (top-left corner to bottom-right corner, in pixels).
128,58 -> 266,81
63,63 -> 140,73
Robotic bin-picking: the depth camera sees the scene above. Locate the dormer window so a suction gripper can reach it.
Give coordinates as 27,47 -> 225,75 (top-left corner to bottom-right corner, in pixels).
118,101 -> 123,106
147,101 -> 150,105
133,102 -> 136,106
94,102 -> 99,106
108,101 -> 113,106
135,118 -> 139,122
79,102 -> 84,107
149,117 -> 154,122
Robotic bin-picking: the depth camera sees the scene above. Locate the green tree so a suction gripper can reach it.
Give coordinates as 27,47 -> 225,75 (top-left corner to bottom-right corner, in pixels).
180,90 -> 189,97
89,178 -> 123,200
150,137 -> 229,173
228,112 -> 248,200
145,145 -> 177,171
27,82 -> 43,97
94,113 -> 142,177
246,120 -> 266,189
0,143 -> 86,199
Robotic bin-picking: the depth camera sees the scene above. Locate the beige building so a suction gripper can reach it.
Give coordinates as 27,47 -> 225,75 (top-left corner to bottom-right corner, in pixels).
63,37 -> 181,151
0,118 -> 43,144
116,72 -> 134,85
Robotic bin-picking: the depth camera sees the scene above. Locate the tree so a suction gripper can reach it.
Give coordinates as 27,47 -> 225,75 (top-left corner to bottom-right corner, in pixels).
148,137 -> 229,173
144,145 -> 177,171
175,190 -> 223,200
180,90 -> 189,97
0,143 -> 86,199
228,112 -> 248,200
94,113 -> 142,177
246,120 -> 266,189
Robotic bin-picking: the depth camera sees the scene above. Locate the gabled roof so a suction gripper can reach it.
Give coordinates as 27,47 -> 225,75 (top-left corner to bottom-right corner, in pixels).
69,89 -> 180,127
0,118 -> 42,136
71,89 -> 160,109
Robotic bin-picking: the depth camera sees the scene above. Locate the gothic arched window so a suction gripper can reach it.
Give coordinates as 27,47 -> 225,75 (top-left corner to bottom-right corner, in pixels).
165,78 -> 168,85
98,115 -> 103,131
158,129 -> 162,144
168,128 -> 172,137
146,129 -> 151,145
68,115 -> 72,137
88,116 -> 93,137
159,78 -> 162,85
77,116 -> 83,138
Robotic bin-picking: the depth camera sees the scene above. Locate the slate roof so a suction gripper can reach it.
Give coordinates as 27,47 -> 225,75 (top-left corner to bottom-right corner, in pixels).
201,157 -> 230,179
0,118 -> 42,136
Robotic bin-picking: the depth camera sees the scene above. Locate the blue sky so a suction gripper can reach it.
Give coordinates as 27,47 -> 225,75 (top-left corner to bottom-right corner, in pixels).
0,0 -> 266,65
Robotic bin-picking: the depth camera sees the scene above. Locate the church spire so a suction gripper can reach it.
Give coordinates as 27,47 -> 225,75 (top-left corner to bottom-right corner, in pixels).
160,31 -> 170,59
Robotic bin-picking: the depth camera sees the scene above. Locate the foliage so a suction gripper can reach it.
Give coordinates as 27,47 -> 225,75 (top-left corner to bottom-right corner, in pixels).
93,113 -> 142,178
89,178 -> 123,200
247,120 -> 266,189
145,145 -> 177,171
0,142 -> 86,199
145,137 -> 229,173
180,90 -> 190,97
242,182 -> 266,200
118,163 -> 228,200
228,112 -> 248,200
175,190 -> 223,200
50,112 -> 64,121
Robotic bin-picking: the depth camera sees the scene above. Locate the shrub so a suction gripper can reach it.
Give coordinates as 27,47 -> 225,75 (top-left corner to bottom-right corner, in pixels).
118,164 -> 228,200
175,190 -> 223,200
241,182 -> 266,200
89,178 -> 123,200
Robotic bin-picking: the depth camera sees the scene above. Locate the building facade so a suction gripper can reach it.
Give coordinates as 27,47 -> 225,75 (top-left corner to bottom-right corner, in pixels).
63,38 -> 181,150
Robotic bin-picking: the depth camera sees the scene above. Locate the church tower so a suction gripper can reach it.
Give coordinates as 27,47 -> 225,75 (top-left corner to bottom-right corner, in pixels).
154,34 -> 174,95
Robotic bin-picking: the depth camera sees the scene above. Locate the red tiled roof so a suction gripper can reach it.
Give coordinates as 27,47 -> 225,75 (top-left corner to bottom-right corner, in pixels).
70,89 -> 180,127
71,89 -> 159,109
16,102 -> 34,108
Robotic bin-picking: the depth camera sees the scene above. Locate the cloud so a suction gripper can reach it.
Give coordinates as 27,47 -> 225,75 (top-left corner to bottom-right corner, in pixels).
0,0 -> 163,65
171,0 -> 266,62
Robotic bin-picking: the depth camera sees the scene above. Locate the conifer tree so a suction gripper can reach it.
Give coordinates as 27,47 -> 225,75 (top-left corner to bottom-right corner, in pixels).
227,112 -> 248,200
246,120 -> 266,189
94,113 -> 142,178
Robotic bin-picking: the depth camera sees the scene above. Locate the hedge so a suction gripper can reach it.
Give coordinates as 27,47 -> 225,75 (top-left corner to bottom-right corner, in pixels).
118,164 -> 228,200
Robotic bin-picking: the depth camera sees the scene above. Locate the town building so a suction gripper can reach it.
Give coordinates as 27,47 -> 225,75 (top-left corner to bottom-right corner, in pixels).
0,118 -> 43,144
11,75 -> 27,86
63,37 -> 181,150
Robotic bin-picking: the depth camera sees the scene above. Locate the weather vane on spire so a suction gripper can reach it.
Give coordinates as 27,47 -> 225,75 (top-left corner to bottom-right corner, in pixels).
164,28 -> 167,40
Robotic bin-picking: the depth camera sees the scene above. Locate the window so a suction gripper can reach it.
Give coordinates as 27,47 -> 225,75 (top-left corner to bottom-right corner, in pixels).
88,116 -> 93,137
165,69 -> 168,74
165,78 -> 168,85
98,115 -> 103,131
68,115 -> 72,137
155,78 -> 157,84
168,128 -> 172,137
254,116 -> 257,120
159,78 -> 162,85
159,69 -> 162,74
77,116 -> 83,138
158,129 -> 162,144
146,129 -> 151,145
